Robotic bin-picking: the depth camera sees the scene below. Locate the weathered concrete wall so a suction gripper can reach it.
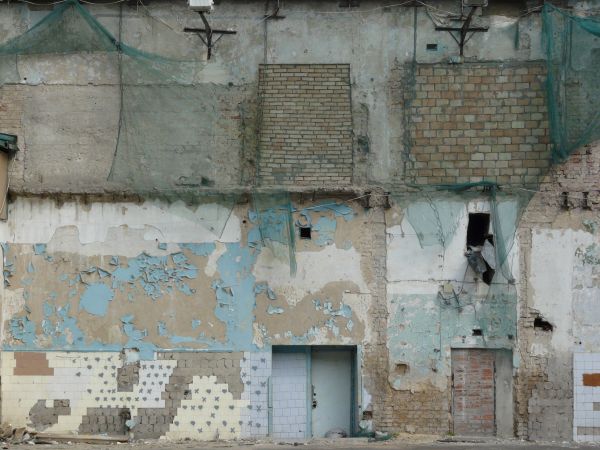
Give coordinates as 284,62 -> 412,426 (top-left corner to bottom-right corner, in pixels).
0,195 -> 383,438
516,142 -> 600,441
0,1 -> 545,193
382,192 -> 520,434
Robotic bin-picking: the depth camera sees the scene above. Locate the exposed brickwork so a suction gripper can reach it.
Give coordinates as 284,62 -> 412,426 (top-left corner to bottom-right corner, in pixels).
406,63 -> 551,186
79,407 -> 129,435
516,142 -> 600,440
350,196 -> 450,436
381,390 -> 450,435
451,349 -> 496,436
0,85 -> 23,139
257,64 -> 353,186
29,399 -> 71,430
133,352 -> 243,438
117,360 -> 140,392
0,84 -> 24,184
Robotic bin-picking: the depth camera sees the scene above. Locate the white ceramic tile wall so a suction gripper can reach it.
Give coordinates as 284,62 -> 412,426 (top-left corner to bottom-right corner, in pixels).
166,375 -> 248,441
271,352 -> 308,439
0,352 -> 177,433
574,353 -> 600,442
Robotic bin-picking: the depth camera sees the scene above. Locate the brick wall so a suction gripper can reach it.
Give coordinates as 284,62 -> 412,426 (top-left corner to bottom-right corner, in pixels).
516,142 -> 600,440
257,64 -> 353,187
451,349 -> 496,436
406,63 -> 550,186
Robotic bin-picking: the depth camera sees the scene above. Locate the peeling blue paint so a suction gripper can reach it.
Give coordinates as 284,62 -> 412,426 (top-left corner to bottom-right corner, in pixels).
121,314 -> 155,360
9,315 -> 36,345
79,283 -> 114,316
112,252 -> 198,300
191,319 -> 202,329
33,243 -> 46,255
313,217 -> 337,246
158,242 -> 167,250
254,283 -> 276,300
212,243 -> 259,350
387,290 -> 516,388
27,262 -> 35,273
299,202 -> 355,221
179,243 -> 216,257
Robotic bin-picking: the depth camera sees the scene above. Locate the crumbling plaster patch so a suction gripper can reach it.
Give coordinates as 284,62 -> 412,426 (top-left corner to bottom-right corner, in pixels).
1,198 -> 372,354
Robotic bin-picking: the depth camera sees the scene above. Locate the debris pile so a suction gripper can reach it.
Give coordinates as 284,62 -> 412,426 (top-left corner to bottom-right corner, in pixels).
0,423 -> 37,445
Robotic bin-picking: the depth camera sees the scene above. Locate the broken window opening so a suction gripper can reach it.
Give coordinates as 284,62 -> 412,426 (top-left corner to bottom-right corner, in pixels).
299,226 -> 312,239
426,43 -> 438,51
465,213 -> 495,285
472,329 -> 483,336
467,213 -> 491,247
534,316 -> 554,332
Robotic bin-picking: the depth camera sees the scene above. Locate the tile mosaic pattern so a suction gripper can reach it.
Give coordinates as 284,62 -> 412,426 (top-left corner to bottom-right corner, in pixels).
240,352 -> 271,438
1,350 -> 272,440
574,353 -> 600,442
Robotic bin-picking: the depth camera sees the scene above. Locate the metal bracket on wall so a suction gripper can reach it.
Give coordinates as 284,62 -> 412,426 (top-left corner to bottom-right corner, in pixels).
265,0 -> 286,20
184,12 -> 237,60
434,6 -> 488,56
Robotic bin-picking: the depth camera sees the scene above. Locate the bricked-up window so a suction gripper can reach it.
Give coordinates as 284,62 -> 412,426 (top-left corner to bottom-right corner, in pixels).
257,64 -> 353,187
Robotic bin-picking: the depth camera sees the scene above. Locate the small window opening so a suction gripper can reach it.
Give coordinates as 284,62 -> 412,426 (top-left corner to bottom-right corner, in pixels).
472,329 -> 483,336
561,192 -> 570,209
426,43 -> 438,51
467,213 -> 490,247
534,316 -> 553,332
299,226 -> 312,239
583,192 -> 591,210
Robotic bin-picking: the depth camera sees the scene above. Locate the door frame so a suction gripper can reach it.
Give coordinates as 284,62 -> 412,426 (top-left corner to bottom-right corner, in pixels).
271,345 -> 358,438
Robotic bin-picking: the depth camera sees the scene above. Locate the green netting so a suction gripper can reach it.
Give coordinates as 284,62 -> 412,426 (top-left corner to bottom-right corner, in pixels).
0,0 -> 227,194
542,4 -> 600,162
394,181 -> 532,288
391,182 -> 532,349
0,1 -> 596,285
250,192 -> 297,276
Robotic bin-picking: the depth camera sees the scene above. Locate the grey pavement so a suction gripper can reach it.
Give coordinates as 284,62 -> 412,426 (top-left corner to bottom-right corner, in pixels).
23,438 -> 600,450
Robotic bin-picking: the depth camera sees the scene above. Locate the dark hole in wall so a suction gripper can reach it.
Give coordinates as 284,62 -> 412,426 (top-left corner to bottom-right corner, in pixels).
466,213 -> 496,285
472,329 -> 483,336
299,226 -> 311,239
561,192 -> 570,209
426,43 -> 438,51
394,363 -> 409,375
583,192 -> 591,210
534,316 -> 554,331
482,263 -> 495,285
467,213 -> 491,247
